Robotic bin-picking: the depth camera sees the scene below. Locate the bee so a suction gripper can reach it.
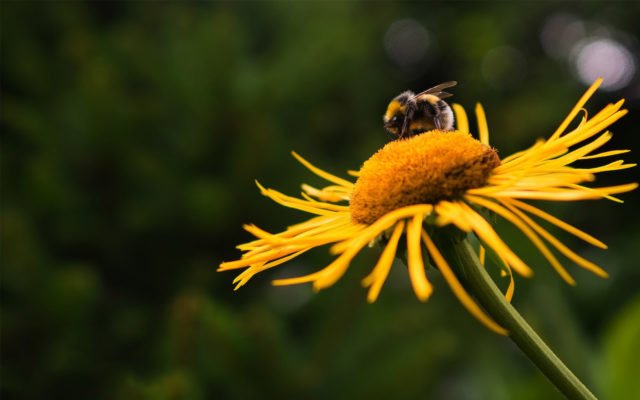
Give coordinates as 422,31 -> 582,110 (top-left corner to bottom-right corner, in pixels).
383,81 -> 457,138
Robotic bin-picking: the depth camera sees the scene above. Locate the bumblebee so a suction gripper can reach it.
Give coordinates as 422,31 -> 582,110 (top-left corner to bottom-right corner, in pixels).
383,81 -> 457,138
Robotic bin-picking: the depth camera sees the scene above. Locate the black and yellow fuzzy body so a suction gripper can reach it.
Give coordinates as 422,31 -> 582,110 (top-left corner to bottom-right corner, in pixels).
383,81 -> 457,139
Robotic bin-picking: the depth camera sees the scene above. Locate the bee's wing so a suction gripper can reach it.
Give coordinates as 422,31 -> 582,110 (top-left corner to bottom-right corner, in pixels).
415,81 -> 458,98
424,81 -> 458,93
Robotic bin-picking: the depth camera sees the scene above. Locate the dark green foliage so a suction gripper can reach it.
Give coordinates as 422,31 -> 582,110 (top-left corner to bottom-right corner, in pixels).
2,2 -> 639,399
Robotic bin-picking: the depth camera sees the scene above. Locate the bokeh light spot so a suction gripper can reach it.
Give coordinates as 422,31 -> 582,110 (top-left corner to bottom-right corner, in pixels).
384,19 -> 430,68
540,13 -> 586,60
573,38 -> 635,91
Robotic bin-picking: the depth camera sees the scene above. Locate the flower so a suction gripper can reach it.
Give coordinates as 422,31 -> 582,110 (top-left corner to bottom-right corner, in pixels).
218,79 -> 636,334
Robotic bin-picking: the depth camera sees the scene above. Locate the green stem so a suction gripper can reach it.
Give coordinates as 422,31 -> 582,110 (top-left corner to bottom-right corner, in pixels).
435,233 -> 597,400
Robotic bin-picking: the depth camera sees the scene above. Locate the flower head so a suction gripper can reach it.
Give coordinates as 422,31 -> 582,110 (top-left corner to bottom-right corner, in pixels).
219,79 -> 636,334
350,130 -> 500,224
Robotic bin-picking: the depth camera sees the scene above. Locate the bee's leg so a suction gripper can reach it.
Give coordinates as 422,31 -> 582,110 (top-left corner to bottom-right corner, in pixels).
400,108 -> 414,138
420,100 -> 441,131
400,119 -> 409,138
434,116 -> 442,130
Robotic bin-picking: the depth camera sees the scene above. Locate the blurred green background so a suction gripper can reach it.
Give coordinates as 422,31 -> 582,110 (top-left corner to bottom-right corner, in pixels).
2,2 -> 639,399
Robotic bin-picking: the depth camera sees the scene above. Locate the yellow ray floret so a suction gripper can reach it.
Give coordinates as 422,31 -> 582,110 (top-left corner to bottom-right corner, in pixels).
407,213 -> 433,301
362,221 -> 405,303
421,230 -> 507,335
452,103 -> 469,133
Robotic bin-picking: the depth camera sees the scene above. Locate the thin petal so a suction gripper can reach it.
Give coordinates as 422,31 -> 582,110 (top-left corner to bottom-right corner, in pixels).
291,151 -> 354,188
271,270 -> 325,286
421,230 -> 508,335
330,204 -> 433,254
407,214 -> 433,301
484,249 -> 515,302
256,180 -> 343,215
566,183 -> 636,203
458,202 -> 534,277
501,199 -> 609,278
500,138 -> 545,164
435,201 -> 472,231
301,183 -> 350,202
300,192 -> 350,211
545,132 -> 613,167
274,206 -> 430,289
478,183 -> 637,202
467,195 -> 576,285
573,160 -> 636,173
283,229 -> 379,288
507,198 -> 607,249
580,149 -> 630,159
233,250 -> 308,289
452,103 -> 469,133
362,221 -> 405,303
562,109 -> 628,149
284,214 -> 351,235
549,78 -> 602,140
502,260 -> 515,303
475,103 -> 490,145
240,216 -> 356,256
220,247 -> 306,271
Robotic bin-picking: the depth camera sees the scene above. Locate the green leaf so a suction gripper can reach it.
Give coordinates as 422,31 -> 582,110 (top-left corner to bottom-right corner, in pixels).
602,295 -> 640,400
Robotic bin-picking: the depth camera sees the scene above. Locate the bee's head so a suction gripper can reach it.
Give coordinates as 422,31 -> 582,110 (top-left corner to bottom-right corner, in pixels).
383,91 -> 413,137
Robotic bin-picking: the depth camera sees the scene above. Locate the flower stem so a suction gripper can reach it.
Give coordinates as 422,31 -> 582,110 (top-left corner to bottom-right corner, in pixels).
435,233 -> 597,400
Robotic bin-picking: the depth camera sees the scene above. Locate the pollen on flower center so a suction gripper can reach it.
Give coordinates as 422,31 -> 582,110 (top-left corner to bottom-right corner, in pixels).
350,130 -> 500,224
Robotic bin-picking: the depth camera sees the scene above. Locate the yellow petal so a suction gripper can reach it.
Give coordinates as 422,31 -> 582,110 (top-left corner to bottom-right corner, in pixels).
501,199 -> 609,278
291,151 -> 354,188
458,202 -> 533,277
233,250 -> 308,289
507,198 -> 607,249
475,103 -> 490,145
421,230 -> 508,335
478,245 -> 486,267
362,221 -> 405,303
549,78 -> 602,140
452,103 -> 469,133
467,195 -> 576,285
407,214 -> 433,301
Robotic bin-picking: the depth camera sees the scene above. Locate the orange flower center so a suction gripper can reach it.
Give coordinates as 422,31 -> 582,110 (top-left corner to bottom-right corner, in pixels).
350,130 -> 500,224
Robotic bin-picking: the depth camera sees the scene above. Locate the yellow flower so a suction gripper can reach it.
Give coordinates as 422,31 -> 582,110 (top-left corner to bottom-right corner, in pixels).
219,79 -> 636,334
